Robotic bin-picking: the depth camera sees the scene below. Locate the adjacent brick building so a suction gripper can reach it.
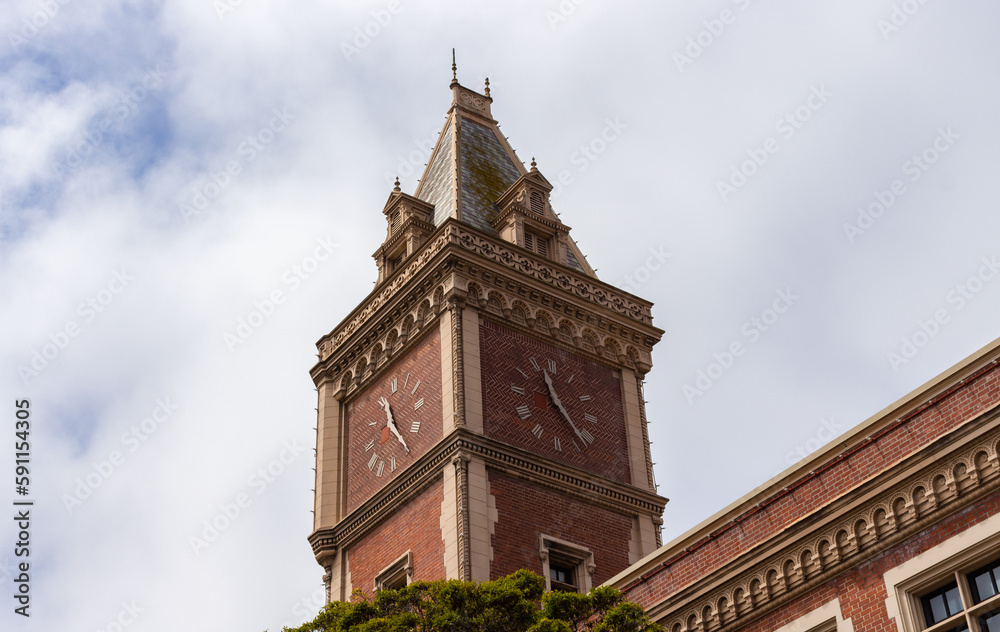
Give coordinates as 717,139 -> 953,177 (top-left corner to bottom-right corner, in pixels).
609,339 -> 1000,632
307,65 -> 666,600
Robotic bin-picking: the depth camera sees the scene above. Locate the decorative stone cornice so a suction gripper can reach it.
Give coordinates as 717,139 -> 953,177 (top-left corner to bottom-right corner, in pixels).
308,429 -> 668,560
311,219 -> 663,397
451,223 -> 654,325
628,406 -> 1000,629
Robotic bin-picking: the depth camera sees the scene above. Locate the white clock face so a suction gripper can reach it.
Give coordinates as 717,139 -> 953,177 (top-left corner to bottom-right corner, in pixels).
509,356 -> 601,453
360,372 -> 426,478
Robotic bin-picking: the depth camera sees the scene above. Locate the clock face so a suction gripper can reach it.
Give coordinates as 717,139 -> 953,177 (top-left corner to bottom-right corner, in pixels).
357,372 -> 427,479
481,320 -> 629,483
344,328 -> 442,514
509,356 -> 601,454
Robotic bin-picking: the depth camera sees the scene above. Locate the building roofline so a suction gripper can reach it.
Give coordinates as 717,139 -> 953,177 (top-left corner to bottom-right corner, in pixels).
606,334 -> 1000,588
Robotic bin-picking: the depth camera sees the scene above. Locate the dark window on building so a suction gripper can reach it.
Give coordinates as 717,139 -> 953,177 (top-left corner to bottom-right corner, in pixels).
970,560 -> 1000,604
549,563 -> 577,592
979,608 -> 1000,632
922,583 -> 964,626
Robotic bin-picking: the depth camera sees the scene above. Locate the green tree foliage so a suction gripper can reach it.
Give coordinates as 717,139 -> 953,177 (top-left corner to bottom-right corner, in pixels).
281,569 -> 661,632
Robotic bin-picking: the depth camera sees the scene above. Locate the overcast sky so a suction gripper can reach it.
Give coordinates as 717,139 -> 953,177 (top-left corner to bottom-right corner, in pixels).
2,1 -> 999,630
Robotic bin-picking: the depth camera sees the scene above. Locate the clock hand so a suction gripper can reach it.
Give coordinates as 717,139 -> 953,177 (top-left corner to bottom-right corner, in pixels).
378,396 -> 410,454
543,370 -> 586,443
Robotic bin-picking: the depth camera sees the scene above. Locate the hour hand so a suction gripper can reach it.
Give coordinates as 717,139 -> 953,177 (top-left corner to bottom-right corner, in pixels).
378,396 -> 409,453
543,370 -> 584,441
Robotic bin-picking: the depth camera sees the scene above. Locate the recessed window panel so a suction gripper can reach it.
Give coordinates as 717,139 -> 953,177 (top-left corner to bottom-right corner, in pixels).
969,561 -> 1000,604
922,583 -> 963,626
979,608 -> 1000,632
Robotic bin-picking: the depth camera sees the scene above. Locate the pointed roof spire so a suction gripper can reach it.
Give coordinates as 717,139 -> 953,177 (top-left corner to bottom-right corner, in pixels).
407,70 -> 595,277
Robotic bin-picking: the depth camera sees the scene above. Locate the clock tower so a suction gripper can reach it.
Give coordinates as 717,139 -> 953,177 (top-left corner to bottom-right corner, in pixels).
308,64 -> 666,601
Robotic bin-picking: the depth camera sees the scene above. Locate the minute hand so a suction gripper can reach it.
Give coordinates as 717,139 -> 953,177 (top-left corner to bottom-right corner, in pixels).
378,397 -> 410,454
543,370 -> 585,443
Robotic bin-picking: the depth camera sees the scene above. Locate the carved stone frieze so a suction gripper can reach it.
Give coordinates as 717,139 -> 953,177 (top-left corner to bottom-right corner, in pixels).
313,220 -> 662,397
644,414 -> 1000,629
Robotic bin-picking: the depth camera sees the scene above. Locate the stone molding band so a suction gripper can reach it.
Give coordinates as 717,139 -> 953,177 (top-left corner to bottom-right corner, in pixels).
308,430 -> 668,559
636,406 -> 1000,629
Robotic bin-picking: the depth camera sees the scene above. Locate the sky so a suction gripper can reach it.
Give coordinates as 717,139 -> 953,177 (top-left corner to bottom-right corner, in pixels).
1,1 -> 999,630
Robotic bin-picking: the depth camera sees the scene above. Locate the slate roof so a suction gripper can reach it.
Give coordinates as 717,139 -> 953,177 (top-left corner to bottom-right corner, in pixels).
413,82 -> 590,276
421,123 -> 454,226
457,118 -> 522,233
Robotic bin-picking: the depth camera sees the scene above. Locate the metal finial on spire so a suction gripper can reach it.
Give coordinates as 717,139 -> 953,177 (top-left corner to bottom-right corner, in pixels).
530,157 -> 537,170
451,48 -> 457,83
393,176 -> 401,192
484,77 -> 490,97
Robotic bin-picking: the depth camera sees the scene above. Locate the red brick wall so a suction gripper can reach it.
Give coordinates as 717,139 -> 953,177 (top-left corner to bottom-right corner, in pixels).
346,477 -> 446,596
728,489 -> 1000,632
622,362 -> 1000,607
346,327 -> 443,513
489,469 -> 634,585
480,319 -> 630,484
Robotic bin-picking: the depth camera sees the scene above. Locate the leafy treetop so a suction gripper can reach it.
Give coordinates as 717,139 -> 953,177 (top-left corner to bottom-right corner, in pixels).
280,569 -> 661,632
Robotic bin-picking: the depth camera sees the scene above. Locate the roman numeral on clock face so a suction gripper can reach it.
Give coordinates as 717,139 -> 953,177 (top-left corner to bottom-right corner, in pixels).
511,385 -> 525,395
411,379 -> 421,394
579,429 -> 594,445
410,421 -> 421,434
529,357 -> 540,371
517,368 -> 530,380
414,397 -> 424,411
548,359 -> 557,373
376,461 -> 385,477
365,438 -> 375,451
515,405 -> 531,419
390,456 -> 396,472
579,395 -> 591,401
367,453 -> 380,471
583,413 -> 597,423
531,424 -> 543,439
391,377 -> 398,394
554,436 -> 561,451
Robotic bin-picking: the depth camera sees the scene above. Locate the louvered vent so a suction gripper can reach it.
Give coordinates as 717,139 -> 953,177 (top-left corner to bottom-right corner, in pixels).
530,191 -> 544,214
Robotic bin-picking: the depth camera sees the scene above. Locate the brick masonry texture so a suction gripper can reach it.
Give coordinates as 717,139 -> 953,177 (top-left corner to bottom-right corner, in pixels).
346,327 -> 443,513
724,490 -> 1000,632
347,477 -> 446,596
622,363 -> 1000,615
480,319 -> 631,484
489,469 -> 634,585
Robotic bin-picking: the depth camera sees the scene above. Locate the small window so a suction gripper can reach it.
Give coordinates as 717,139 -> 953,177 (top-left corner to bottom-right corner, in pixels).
903,551 -> 1000,632
549,562 -> 577,592
970,561 -> 1000,604
390,210 -> 401,234
979,608 -> 1000,632
374,551 -> 412,592
922,583 -> 963,626
539,535 -> 594,594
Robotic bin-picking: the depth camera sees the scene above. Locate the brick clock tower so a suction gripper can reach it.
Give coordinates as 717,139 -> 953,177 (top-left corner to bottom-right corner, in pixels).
308,65 -> 666,602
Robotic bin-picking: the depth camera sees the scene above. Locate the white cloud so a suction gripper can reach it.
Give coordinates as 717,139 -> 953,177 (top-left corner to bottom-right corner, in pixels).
2,1 -> 1000,629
